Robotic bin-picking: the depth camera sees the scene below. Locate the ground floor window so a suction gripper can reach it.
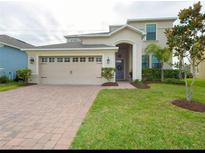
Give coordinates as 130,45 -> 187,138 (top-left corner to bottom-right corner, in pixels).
41,57 -> 48,63
57,57 -> 63,62
49,57 -> 55,63
152,55 -> 161,68
64,57 -> 70,62
142,55 -> 149,69
80,57 -> 86,62
88,57 -> 94,62
73,57 -> 78,62
96,57 -> 102,63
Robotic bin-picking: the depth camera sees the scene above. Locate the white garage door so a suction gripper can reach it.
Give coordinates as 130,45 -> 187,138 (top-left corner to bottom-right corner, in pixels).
39,56 -> 102,85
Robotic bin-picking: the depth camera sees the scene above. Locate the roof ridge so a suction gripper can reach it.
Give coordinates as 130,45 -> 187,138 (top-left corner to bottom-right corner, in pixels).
127,17 -> 177,23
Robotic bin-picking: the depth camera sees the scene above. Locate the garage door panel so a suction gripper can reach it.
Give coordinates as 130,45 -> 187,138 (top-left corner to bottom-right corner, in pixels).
39,57 -> 102,85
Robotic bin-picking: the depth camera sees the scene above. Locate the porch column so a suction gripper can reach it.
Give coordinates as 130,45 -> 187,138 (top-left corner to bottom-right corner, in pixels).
35,55 -> 39,75
132,43 -> 142,81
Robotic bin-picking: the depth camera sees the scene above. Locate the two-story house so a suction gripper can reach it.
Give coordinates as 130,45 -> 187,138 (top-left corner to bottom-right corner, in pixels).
23,17 -> 176,85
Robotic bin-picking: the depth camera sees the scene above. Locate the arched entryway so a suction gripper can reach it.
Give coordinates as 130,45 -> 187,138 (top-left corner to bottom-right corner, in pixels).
115,43 -> 133,81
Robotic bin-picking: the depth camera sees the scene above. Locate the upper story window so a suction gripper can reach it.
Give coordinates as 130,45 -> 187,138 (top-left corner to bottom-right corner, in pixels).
146,24 -> 156,40
142,55 -> 149,69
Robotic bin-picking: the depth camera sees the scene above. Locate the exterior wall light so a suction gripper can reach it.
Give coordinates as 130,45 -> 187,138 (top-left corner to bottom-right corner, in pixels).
30,57 -> 35,64
107,57 -> 110,64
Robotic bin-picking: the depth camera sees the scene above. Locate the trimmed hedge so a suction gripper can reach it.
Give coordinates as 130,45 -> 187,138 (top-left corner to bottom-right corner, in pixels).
142,68 -> 192,81
0,76 -> 9,83
162,78 -> 185,85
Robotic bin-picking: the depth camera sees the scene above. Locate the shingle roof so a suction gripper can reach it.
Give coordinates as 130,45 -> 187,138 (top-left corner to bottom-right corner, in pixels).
65,24 -> 144,38
23,42 -> 117,50
0,35 -> 34,49
66,32 -> 110,38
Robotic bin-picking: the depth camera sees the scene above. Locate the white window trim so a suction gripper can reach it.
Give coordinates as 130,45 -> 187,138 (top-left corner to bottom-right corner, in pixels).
145,23 -> 157,41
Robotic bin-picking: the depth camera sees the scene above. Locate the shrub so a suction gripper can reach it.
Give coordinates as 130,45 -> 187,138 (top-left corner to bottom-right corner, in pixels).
162,78 -> 185,85
16,69 -> 32,84
133,79 -> 144,84
101,67 -> 115,82
0,76 -> 9,83
142,68 -> 161,81
142,68 -> 192,81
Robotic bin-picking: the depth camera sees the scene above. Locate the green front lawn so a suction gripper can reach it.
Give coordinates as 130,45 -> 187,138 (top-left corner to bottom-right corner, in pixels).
71,82 -> 205,149
187,78 -> 205,88
0,82 -> 23,92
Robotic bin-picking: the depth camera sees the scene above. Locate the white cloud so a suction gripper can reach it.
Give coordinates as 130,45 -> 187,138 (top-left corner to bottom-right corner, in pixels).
0,0 -> 204,45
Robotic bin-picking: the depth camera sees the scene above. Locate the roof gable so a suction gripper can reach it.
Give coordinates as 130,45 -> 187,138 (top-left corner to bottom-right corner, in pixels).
109,24 -> 145,36
65,24 -> 144,39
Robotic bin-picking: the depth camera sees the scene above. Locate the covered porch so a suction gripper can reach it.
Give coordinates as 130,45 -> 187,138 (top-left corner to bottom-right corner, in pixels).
115,43 -> 133,81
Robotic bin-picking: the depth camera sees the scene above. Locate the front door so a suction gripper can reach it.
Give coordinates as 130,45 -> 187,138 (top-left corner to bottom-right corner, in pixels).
116,59 -> 124,80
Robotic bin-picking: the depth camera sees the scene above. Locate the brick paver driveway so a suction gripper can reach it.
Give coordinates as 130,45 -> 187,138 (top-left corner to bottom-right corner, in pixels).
0,85 -> 101,149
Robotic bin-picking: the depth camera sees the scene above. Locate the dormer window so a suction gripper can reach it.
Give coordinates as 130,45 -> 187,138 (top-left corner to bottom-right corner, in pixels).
146,24 -> 156,40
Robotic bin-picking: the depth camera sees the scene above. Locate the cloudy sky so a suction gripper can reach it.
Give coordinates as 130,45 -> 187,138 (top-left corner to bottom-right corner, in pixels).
0,0 -> 204,45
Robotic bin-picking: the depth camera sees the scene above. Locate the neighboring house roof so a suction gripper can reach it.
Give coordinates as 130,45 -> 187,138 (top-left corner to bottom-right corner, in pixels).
0,35 -> 34,49
65,24 -> 145,38
22,42 -> 118,51
127,17 -> 177,23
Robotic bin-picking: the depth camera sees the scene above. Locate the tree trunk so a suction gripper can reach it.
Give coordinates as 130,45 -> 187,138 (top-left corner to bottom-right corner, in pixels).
184,71 -> 189,101
185,62 -> 196,102
161,63 -> 164,82
178,55 -> 183,79
188,64 -> 196,101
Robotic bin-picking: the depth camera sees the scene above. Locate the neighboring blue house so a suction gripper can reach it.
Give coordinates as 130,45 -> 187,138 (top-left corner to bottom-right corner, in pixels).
0,35 -> 33,80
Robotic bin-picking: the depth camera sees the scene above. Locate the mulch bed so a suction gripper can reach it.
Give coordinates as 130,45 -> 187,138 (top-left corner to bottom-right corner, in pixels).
130,82 -> 150,89
172,99 -> 205,112
26,83 -> 37,86
102,82 -> 119,86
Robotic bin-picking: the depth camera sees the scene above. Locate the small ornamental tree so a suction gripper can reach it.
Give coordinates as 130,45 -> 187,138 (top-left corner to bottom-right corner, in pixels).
166,1 -> 205,101
101,68 -> 115,82
145,44 -> 171,81
16,69 -> 32,84
165,25 -> 187,79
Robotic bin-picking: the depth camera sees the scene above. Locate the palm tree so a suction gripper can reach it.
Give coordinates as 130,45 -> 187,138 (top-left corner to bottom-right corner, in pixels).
145,44 -> 171,81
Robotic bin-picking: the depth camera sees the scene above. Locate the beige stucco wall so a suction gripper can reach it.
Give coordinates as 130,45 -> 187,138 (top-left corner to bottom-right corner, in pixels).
128,20 -> 174,47
198,60 -> 205,79
128,20 -> 174,69
26,49 -> 117,84
81,27 -> 143,80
